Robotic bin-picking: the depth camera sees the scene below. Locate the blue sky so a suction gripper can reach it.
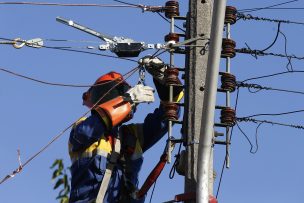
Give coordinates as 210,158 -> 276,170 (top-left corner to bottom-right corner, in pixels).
1,1 -> 304,203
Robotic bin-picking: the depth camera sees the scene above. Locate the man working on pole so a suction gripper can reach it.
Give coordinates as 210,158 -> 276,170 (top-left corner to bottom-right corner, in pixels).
68,56 -> 183,203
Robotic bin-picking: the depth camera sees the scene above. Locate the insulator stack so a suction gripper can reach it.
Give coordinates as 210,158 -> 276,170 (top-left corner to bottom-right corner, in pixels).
221,72 -> 236,92
225,6 -> 237,25
165,33 -> 180,43
220,107 -> 236,127
165,1 -> 180,19
163,102 -> 179,121
221,38 -> 236,58
165,68 -> 180,85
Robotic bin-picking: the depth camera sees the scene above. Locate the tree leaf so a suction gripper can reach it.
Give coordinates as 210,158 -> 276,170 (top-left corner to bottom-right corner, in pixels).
50,159 -> 60,169
53,178 -> 64,190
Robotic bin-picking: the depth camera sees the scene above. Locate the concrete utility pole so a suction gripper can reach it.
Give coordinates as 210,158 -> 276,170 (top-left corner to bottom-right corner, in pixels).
184,0 -> 214,202
197,0 -> 227,202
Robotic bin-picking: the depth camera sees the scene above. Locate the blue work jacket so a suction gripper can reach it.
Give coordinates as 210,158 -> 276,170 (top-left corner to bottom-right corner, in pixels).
68,105 -> 171,203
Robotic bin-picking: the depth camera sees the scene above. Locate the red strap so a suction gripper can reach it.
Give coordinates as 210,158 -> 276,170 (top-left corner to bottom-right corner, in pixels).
136,154 -> 168,199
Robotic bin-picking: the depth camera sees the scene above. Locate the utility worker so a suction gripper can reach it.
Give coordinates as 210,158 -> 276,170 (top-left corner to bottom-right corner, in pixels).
68,57 -> 183,203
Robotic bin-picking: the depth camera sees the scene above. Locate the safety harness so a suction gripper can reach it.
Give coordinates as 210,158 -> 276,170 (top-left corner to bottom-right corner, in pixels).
96,136 -> 121,203
95,135 -> 172,203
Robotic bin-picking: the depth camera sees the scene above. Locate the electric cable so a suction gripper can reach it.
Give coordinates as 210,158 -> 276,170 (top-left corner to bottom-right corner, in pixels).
236,122 -> 255,153
238,0 -> 299,13
235,48 -> 304,60
261,22 -> 281,52
237,117 -> 304,130
237,12 -> 304,26
111,0 -> 139,7
156,12 -> 186,33
216,87 -> 240,198
0,1 -> 140,8
237,82 -> 304,95
0,36 -> 139,63
0,66 -> 139,185
279,29 -> 293,71
41,45 -> 139,63
242,70 -> 304,83
149,181 -> 157,203
241,109 -> 304,119
0,67 -> 137,88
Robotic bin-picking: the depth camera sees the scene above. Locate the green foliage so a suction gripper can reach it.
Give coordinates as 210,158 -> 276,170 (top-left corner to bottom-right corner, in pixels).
51,159 -> 70,203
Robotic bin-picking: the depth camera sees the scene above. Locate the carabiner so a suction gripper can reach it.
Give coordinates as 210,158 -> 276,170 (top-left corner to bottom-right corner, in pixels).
138,66 -> 146,85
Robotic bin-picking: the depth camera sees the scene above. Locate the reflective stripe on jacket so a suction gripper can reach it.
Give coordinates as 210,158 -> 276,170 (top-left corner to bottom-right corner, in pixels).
68,104 -> 175,203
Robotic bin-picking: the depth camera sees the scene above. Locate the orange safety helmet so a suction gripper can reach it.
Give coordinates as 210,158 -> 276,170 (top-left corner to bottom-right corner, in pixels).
82,71 -> 131,107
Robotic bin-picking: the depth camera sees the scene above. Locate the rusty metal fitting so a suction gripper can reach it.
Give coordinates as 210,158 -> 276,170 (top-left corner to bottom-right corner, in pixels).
165,68 -> 179,85
163,102 -> 179,121
165,1 -> 180,19
221,72 -> 236,92
221,38 -> 236,58
225,6 -> 237,25
165,33 -> 180,43
220,107 -> 236,127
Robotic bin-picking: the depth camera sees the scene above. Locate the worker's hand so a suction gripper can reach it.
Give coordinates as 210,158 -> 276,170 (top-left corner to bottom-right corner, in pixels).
125,84 -> 155,104
138,56 -> 166,83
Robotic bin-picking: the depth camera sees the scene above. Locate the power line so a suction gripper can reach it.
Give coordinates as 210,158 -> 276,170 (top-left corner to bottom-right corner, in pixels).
240,109 -> 304,119
237,12 -> 304,26
0,67 -> 130,88
156,12 -> 186,33
242,70 -> 304,82
237,82 -> 304,95
42,45 -> 137,63
111,0 -> 139,7
0,1 -> 139,8
238,0 -> 299,13
216,87 -> 241,198
237,117 -> 304,130
235,48 -> 304,60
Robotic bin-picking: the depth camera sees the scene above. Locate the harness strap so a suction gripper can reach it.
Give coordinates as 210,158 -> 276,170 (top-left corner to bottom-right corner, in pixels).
96,138 -> 121,203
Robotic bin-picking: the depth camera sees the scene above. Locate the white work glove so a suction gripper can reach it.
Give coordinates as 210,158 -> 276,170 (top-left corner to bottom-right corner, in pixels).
138,56 -> 167,83
126,84 -> 155,103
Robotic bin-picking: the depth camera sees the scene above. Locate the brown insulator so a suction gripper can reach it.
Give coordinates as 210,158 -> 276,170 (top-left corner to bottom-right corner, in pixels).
165,68 -> 179,85
164,33 -> 180,43
221,72 -> 237,92
225,6 -> 237,25
220,107 -> 236,126
221,38 -> 236,58
165,1 -> 180,19
163,102 -> 179,121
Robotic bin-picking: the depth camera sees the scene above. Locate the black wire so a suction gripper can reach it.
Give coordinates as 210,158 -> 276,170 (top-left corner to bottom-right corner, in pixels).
149,180 -> 157,203
153,49 -> 168,58
238,0 -> 299,13
242,70 -> 304,83
279,29 -> 294,71
237,117 -> 304,130
169,143 -> 182,179
111,0 -> 140,7
257,7 -> 304,10
216,87 -> 240,198
156,12 -> 186,33
241,109 -> 304,119
216,127 -> 234,198
237,82 -> 304,95
42,46 -> 138,63
252,123 -> 263,154
0,36 -> 139,63
236,122 -> 255,153
261,22 -> 281,52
